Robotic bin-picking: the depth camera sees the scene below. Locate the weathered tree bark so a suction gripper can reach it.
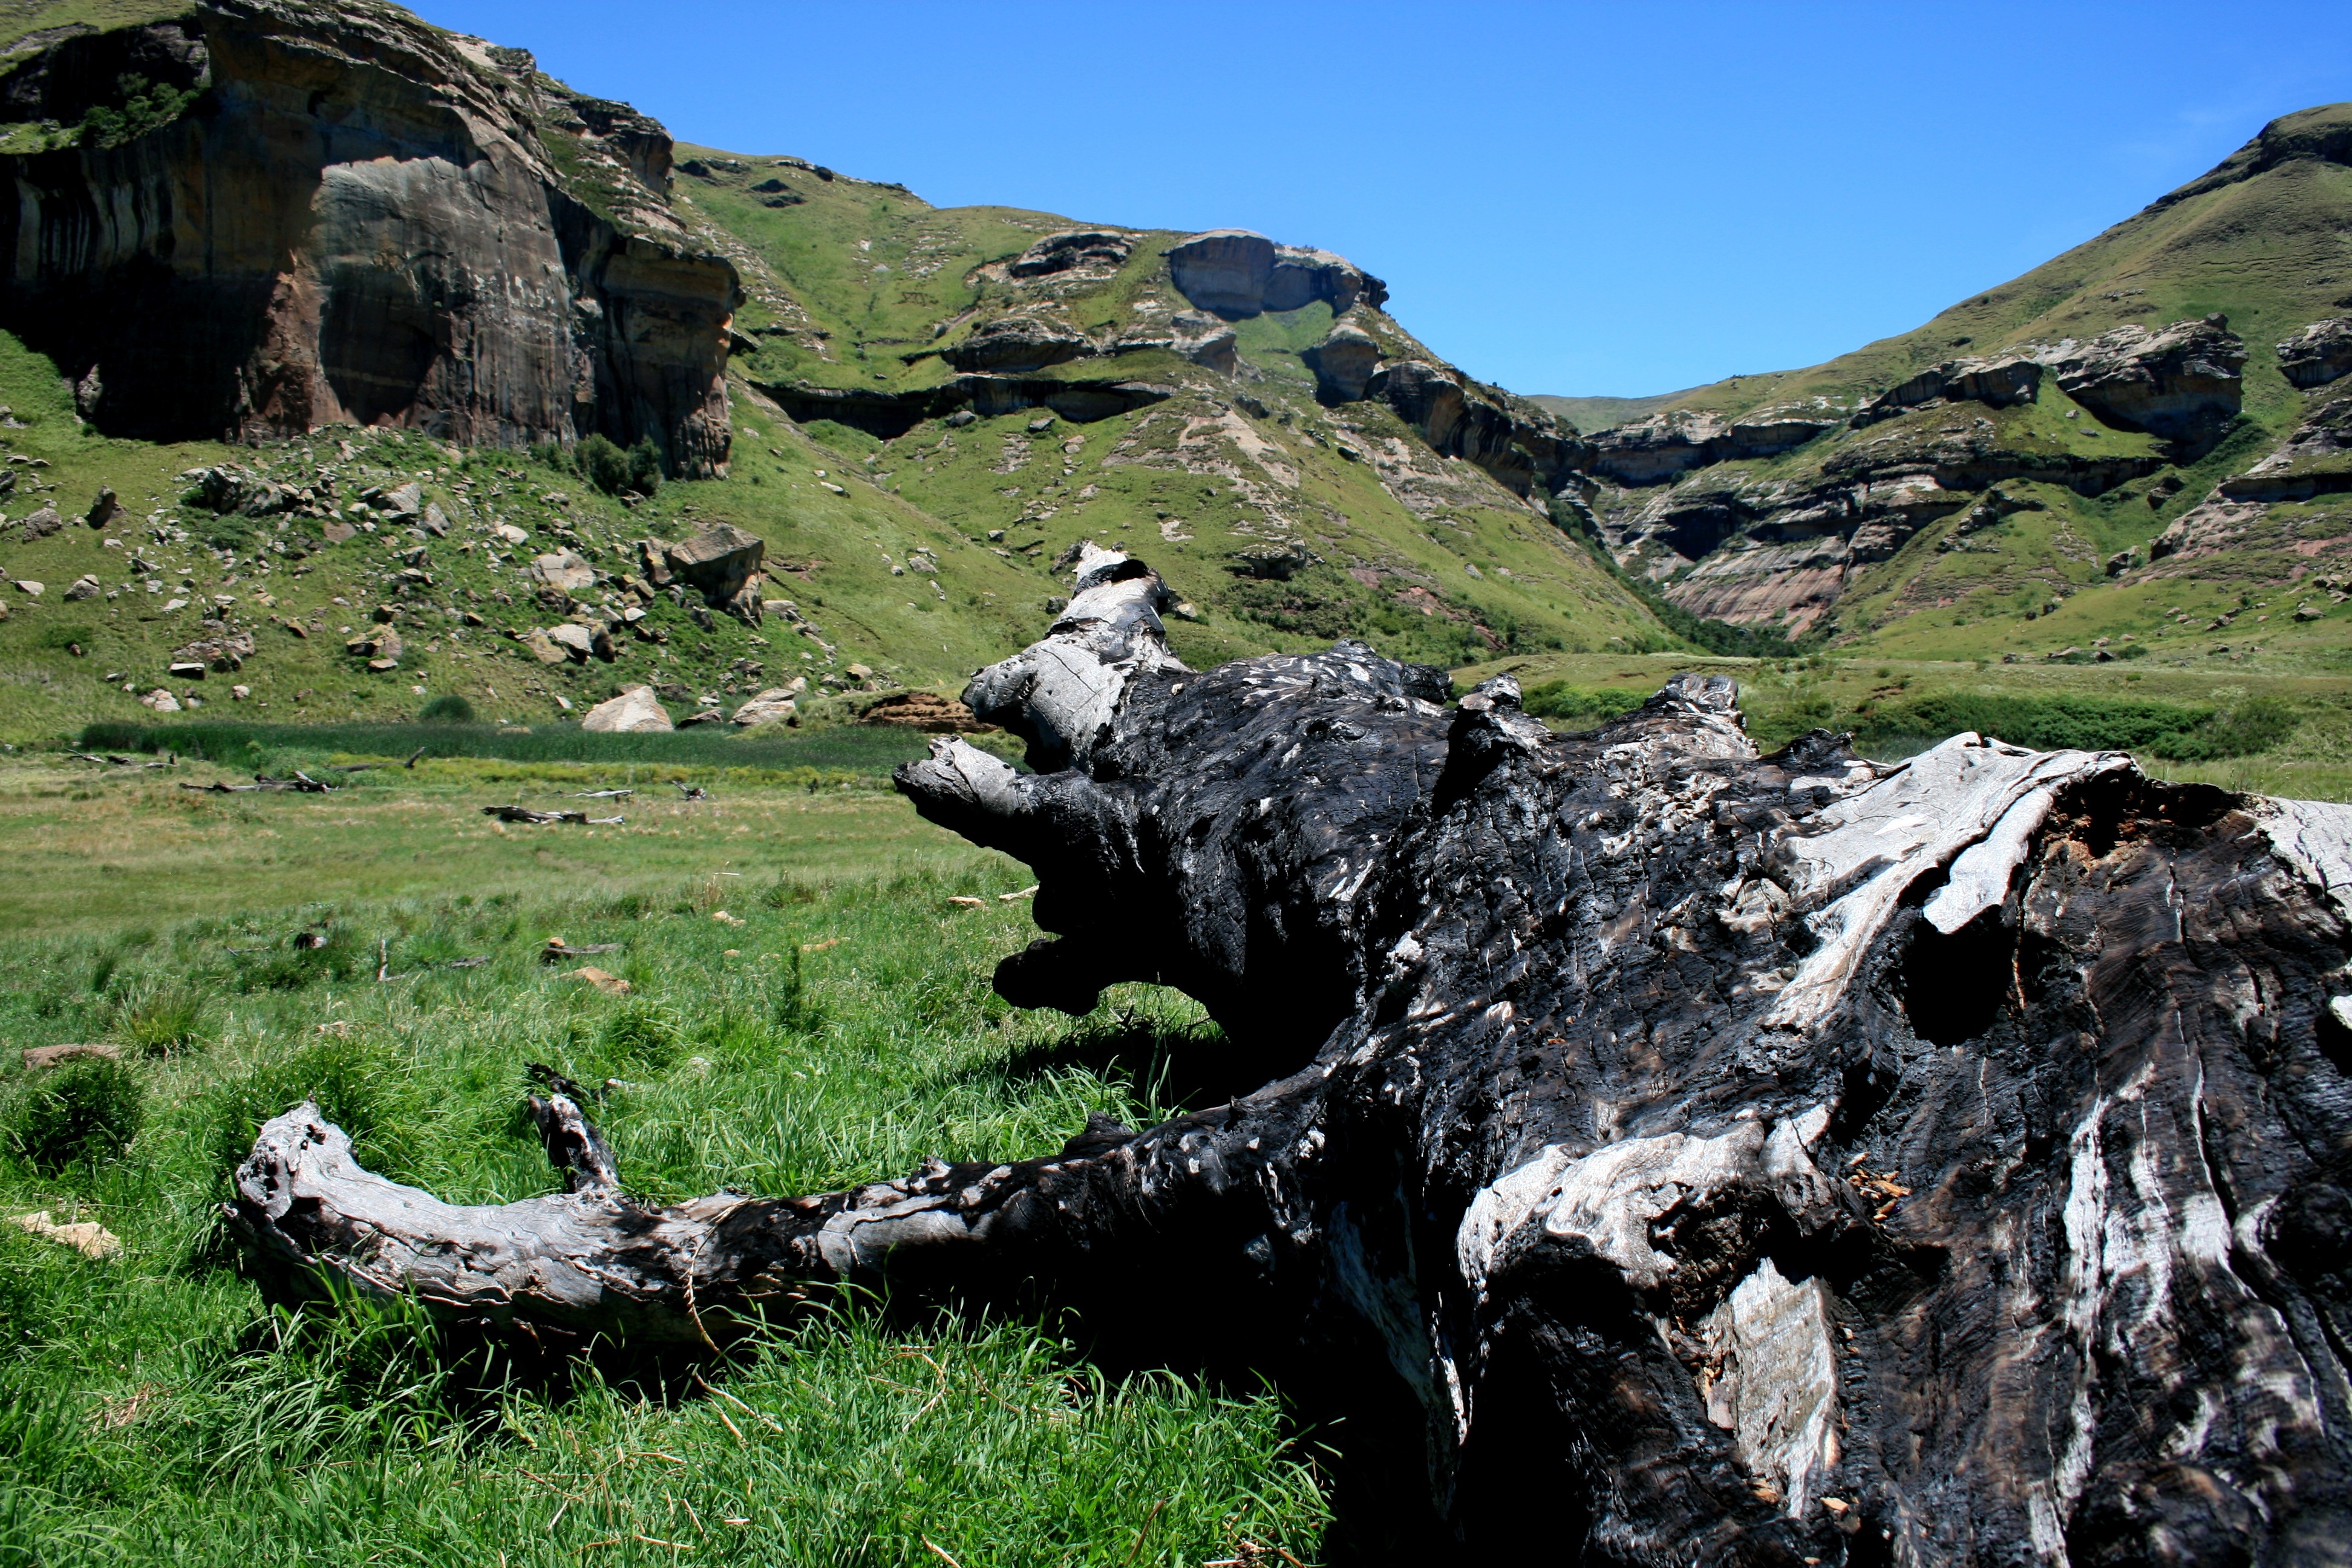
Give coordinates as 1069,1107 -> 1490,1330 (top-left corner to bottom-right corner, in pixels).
229,544 -> 2352,1564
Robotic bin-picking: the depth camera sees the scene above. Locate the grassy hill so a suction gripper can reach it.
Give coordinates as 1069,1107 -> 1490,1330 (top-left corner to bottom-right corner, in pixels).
0,139 -> 1668,745
1554,103 -> 2352,672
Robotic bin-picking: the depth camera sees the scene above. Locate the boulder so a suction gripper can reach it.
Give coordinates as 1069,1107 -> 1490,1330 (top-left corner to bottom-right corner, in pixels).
517,627 -> 565,664
494,523 -> 530,546
663,524 -> 764,604
581,685 -> 673,733
139,687 -> 179,712
943,316 -> 1094,373
529,550 -> 595,593
1302,322 -> 1381,403
63,573 -> 100,601
2278,317 -> 2352,390
18,505 -> 60,540
2041,315 -> 2246,457
1166,230 -> 1387,319
1006,230 -> 1135,279
543,623 -> 595,662
85,486 -> 121,529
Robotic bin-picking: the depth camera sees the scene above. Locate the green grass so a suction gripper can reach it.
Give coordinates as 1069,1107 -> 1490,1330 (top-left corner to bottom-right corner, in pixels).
78,718 -> 989,776
0,762 -> 1331,1566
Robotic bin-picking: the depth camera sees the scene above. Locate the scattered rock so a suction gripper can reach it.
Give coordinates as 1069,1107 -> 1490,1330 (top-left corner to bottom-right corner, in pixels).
543,623 -> 595,662
581,684 -> 673,733
63,573 -> 100,601
944,409 -> 976,428
731,687 -> 800,727
564,966 -> 630,996
517,627 -> 565,664
18,505 -> 61,540
494,523 -> 530,546
140,688 -> 180,712
85,486 -> 122,529
10,1210 -> 120,1260
11,578 -> 42,595
166,660 -> 206,680
528,549 -> 595,593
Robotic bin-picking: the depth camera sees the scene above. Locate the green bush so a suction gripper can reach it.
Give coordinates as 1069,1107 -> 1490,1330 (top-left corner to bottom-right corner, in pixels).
417,694 -> 474,723
1521,681 -> 1645,727
200,1037 -> 418,1179
576,434 -> 664,497
76,73 -> 201,149
2,1056 -> 143,1172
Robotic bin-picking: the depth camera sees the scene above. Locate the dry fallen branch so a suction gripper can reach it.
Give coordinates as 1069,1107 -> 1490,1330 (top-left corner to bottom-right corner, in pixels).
227,544 -> 2352,1563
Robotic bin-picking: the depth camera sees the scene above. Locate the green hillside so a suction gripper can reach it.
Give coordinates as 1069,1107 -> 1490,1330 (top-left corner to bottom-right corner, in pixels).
1563,102 -> 2352,670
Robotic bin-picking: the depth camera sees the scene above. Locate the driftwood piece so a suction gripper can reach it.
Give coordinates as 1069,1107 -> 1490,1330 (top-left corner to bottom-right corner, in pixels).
229,544 -> 2352,1563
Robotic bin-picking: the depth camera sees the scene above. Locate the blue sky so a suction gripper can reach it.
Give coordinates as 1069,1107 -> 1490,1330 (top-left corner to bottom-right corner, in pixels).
417,2 -> 2352,400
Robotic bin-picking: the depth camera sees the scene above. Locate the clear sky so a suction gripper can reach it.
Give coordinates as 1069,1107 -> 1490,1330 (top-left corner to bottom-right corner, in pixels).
414,1 -> 2352,400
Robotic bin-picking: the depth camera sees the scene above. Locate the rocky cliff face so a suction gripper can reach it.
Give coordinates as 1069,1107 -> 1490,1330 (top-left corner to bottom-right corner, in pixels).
0,0 -> 738,474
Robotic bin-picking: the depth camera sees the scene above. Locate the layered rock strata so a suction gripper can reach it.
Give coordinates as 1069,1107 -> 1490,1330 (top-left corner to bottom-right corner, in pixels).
0,1 -> 739,474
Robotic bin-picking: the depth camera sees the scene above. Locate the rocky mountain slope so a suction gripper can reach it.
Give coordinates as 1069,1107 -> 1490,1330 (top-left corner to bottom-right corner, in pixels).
0,1 -> 1669,740
1555,103 -> 2352,666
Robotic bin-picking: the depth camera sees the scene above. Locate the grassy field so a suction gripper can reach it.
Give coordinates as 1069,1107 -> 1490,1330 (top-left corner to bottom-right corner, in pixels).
0,756 -> 1331,1565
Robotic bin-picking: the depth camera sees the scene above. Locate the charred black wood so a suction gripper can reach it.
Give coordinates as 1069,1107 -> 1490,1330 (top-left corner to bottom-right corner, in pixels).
229,543 -> 2352,1564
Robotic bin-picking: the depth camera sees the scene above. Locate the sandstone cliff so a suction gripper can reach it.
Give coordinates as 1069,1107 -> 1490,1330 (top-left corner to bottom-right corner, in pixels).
0,0 -> 739,474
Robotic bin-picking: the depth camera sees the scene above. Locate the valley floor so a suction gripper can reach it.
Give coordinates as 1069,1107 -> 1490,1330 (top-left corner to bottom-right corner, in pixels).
0,754 -> 1328,1567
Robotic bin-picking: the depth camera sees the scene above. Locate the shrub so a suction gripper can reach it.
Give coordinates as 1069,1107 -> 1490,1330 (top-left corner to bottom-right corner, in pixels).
2,1056 -> 143,1171
577,435 -> 665,497
417,694 -> 475,723
1520,681 -> 1644,727
575,434 -> 626,494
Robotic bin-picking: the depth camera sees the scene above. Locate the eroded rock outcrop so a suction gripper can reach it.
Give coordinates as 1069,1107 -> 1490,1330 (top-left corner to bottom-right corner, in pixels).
2279,316 -> 2352,390
2037,315 -> 2246,457
0,1 -> 739,474
1166,229 -> 1387,319
1586,405 -> 1840,485
1005,229 -> 1134,279
1302,321 -> 1380,403
942,315 -> 1095,373
1367,359 -> 1589,498
1849,353 -> 2040,426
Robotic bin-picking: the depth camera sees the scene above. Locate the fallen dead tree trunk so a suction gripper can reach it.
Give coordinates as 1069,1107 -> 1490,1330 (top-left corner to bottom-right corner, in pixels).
480,805 -> 624,825
230,544 -> 2352,1563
